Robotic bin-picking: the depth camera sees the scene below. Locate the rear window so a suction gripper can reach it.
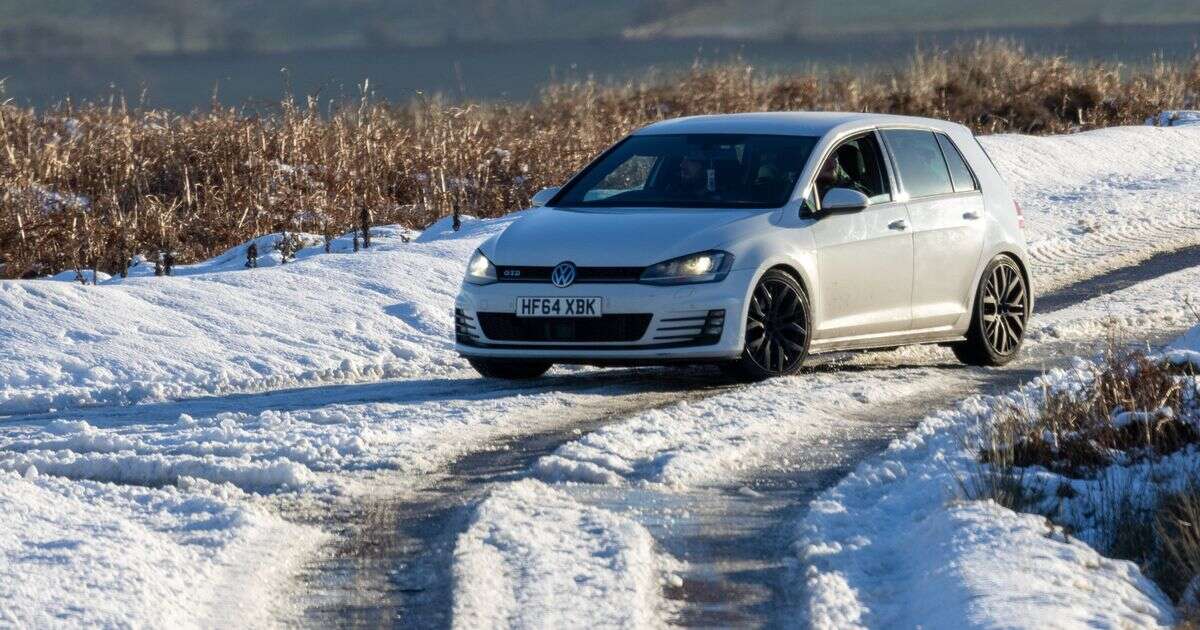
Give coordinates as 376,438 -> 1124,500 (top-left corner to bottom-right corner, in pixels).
882,129 -> 954,198
936,134 -> 978,193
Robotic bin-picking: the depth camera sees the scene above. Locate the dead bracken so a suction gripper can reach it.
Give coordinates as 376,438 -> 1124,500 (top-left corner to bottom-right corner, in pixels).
1,40 -> 1197,279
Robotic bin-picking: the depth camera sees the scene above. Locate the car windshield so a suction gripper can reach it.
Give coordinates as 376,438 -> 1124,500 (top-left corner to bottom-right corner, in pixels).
554,133 -> 820,209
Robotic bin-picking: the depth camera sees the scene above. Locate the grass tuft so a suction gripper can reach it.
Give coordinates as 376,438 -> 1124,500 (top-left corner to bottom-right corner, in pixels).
981,349 -> 1193,477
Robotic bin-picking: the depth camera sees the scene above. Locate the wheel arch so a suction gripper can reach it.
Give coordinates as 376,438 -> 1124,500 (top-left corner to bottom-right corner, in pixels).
764,262 -> 811,296
968,248 -> 1034,314
995,250 -> 1034,314
729,259 -> 816,354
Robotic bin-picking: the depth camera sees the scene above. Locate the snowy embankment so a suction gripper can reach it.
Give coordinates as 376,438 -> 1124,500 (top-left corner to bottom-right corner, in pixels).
797,330 -> 1200,628
0,219 -> 512,414
0,123 -> 1196,625
0,469 -> 319,627
980,124 -> 1200,291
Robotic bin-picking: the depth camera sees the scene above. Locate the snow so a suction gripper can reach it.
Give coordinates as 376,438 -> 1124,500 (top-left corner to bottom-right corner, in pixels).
45,269 -> 112,284
0,217 -> 515,415
451,479 -> 677,629
534,369 -> 933,488
979,125 -> 1200,291
1028,263 -> 1200,344
796,322 -> 1200,629
0,384 -> 641,497
0,469 -> 321,627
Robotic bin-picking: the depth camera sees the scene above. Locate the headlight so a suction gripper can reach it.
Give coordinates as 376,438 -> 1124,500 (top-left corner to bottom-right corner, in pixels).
465,249 -> 497,285
640,250 -> 733,285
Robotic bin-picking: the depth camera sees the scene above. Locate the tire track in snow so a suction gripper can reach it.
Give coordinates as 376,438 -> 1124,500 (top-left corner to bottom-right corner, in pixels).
293,372 -> 738,628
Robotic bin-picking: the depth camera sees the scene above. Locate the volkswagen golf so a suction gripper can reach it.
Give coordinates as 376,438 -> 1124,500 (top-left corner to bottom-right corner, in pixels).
454,112 -> 1033,380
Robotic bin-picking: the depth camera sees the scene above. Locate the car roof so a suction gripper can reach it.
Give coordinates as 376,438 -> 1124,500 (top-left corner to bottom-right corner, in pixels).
633,112 -> 969,138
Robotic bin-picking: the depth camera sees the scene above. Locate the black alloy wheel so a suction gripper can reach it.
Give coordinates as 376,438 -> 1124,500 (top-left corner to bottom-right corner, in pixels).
953,255 -> 1030,366
723,269 -> 811,380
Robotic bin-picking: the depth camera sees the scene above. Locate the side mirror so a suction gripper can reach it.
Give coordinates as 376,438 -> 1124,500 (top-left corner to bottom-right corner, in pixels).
820,188 -> 869,213
531,187 -> 560,208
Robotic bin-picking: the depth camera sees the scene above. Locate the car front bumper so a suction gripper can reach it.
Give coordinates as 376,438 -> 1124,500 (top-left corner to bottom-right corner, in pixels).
453,269 -> 752,363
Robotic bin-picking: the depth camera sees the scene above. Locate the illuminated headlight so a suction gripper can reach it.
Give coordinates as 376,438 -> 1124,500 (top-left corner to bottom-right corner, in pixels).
465,249 -> 497,285
640,251 -> 733,285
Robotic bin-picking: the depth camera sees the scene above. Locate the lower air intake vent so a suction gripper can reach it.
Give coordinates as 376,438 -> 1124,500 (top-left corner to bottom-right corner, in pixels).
476,313 -> 652,343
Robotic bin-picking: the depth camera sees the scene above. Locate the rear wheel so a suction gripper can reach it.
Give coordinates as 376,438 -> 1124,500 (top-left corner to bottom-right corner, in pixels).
467,357 -> 553,379
723,269 -> 811,381
952,255 -> 1030,366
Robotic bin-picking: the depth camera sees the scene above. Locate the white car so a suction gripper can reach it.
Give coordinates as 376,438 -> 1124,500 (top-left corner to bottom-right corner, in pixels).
455,112 -> 1032,380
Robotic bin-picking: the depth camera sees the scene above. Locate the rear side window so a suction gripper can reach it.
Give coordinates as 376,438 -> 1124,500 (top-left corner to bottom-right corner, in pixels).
936,134 -> 978,192
882,129 -> 954,198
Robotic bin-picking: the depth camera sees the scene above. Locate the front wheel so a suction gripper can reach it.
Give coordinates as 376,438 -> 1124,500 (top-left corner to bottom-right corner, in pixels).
467,357 -> 553,379
723,269 -> 811,381
952,255 -> 1030,366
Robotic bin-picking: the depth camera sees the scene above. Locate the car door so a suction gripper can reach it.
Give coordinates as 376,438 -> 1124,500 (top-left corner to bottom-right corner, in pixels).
881,129 -> 986,331
809,131 -> 914,340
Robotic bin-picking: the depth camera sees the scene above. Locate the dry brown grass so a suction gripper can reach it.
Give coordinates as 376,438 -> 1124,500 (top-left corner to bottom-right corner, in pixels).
1,40 -> 1197,278
972,334 -> 1200,610
982,349 -> 1196,477
1156,486 -> 1200,604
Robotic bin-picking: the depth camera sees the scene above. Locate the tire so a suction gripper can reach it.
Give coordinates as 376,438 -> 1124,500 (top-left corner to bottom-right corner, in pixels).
952,255 -> 1030,367
467,357 -> 553,379
723,269 -> 812,381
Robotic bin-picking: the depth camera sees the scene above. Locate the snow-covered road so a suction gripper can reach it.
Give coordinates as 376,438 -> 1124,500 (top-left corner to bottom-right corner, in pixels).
1,123 -> 1198,627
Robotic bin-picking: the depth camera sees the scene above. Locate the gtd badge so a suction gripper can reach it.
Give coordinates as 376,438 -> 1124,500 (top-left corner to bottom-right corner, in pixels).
550,262 -> 577,288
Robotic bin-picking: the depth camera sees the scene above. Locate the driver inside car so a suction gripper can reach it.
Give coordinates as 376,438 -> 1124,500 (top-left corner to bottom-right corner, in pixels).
667,149 -> 711,198
815,150 -> 871,200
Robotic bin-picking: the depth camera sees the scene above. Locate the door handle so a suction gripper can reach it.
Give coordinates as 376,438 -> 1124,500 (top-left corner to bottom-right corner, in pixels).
963,211 -> 981,220
888,219 -> 908,231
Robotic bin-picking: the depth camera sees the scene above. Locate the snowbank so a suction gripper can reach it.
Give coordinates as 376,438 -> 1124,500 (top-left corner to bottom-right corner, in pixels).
0,217 -> 514,414
451,479 -> 677,628
796,323 -> 1200,629
0,470 -> 321,627
979,125 -> 1200,291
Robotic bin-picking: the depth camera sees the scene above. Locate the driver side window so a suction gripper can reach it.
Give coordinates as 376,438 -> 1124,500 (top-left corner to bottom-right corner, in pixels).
816,133 -> 893,208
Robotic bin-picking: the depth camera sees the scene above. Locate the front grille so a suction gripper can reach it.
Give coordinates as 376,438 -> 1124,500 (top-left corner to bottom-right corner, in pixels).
495,265 -> 643,283
476,313 -> 652,343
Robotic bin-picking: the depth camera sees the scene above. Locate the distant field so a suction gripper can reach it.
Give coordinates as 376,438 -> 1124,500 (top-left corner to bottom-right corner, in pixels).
0,41 -> 1196,280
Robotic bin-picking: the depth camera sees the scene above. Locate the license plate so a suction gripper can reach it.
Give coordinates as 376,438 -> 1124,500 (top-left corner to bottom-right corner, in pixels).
516,297 -> 602,318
